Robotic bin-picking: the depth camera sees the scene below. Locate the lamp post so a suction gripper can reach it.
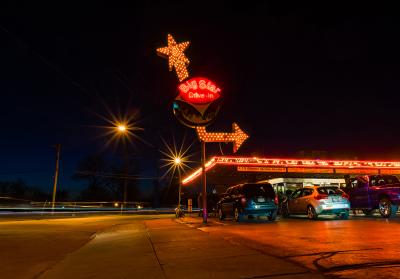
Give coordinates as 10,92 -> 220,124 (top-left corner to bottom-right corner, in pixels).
95,110 -> 143,211
160,137 -> 193,218
115,124 -> 129,210
174,157 -> 182,210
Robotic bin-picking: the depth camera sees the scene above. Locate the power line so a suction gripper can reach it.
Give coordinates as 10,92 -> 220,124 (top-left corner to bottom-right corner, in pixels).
74,171 -> 159,180
0,170 -> 50,175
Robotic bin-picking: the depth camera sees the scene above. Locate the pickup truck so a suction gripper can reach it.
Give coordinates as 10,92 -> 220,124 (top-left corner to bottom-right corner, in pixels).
344,175 -> 400,218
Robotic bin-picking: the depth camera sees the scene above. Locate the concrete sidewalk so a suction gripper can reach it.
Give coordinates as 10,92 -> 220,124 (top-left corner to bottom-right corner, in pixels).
38,217 -> 325,279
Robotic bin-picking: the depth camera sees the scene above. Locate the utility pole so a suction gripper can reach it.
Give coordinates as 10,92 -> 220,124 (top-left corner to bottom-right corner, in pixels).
52,144 -> 61,211
123,168 -> 128,210
122,148 -> 129,211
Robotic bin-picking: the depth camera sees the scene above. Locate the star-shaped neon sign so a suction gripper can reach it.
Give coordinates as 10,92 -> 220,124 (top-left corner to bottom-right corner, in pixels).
157,34 -> 190,82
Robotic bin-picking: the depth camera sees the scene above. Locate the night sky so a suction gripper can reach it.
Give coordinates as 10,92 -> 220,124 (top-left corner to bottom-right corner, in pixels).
2,2 -> 400,195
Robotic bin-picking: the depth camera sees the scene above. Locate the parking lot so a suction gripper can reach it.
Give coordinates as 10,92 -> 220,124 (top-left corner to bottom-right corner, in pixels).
196,212 -> 400,278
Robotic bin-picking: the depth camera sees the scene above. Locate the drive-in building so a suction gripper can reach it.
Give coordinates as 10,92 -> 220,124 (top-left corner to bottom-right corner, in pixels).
181,156 -> 400,203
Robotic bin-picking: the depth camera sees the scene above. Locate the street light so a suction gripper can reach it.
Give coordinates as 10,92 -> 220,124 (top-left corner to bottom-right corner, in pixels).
103,117 -> 143,209
160,136 -> 194,217
92,107 -> 144,210
114,123 -> 130,210
174,157 -> 181,165
117,125 -> 127,132
109,120 -> 144,209
96,111 -> 144,151
174,156 -> 183,210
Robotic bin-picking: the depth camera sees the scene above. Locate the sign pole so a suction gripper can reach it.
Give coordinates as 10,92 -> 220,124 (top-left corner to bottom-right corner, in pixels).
201,140 -> 207,223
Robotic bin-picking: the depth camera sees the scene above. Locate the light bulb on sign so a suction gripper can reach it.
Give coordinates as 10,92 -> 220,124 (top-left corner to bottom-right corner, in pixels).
157,34 -> 190,82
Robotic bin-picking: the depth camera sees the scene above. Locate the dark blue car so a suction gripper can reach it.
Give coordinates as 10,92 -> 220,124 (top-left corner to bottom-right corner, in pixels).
217,183 -> 278,222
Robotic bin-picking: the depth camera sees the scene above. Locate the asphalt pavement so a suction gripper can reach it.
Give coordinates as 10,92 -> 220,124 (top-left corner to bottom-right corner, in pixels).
0,213 -> 399,278
198,213 -> 400,278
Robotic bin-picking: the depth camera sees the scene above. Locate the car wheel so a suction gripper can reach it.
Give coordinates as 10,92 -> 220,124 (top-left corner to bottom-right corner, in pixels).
340,212 -> 349,220
233,207 -> 242,222
362,209 -> 373,216
218,207 -> 225,221
307,205 -> 318,220
379,198 -> 398,218
268,210 -> 277,221
281,204 -> 290,217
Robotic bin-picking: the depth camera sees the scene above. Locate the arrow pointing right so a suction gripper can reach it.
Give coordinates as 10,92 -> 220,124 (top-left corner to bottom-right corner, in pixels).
196,122 -> 249,153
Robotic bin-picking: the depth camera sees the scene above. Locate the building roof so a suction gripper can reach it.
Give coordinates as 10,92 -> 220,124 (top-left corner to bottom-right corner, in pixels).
182,156 -> 400,187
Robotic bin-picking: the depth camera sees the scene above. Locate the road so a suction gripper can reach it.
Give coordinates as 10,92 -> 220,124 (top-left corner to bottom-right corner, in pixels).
0,213 -> 399,278
0,214 -> 169,279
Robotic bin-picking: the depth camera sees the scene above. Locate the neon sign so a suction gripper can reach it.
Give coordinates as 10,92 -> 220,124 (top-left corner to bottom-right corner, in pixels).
157,34 -> 190,82
182,156 -> 400,185
196,123 -> 249,153
178,77 -> 221,104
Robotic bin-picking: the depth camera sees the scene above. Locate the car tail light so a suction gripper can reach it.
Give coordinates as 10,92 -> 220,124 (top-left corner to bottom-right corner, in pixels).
342,193 -> 349,200
315,194 -> 328,200
241,197 -> 247,205
274,195 -> 279,205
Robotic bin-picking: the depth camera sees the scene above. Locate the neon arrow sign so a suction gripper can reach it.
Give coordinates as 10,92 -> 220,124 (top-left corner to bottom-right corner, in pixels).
196,123 -> 249,153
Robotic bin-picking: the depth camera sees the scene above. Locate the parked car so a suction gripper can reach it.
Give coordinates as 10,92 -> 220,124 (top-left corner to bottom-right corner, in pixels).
217,183 -> 278,222
281,186 -> 350,220
344,175 -> 400,218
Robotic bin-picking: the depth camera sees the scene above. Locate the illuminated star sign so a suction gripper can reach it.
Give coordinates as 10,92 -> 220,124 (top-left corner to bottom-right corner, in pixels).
157,34 -> 190,82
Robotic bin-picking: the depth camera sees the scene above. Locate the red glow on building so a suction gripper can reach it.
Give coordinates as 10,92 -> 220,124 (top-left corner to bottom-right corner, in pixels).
177,77 -> 221,104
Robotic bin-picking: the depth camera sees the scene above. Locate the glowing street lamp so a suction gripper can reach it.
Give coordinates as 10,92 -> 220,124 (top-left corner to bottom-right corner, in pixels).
116,123 -> 130,208
160,136 -> 194,216
117,125 -> 127,133
93,109 -> 144,151
173,156 -> 183,209
174,157 -> 182,165
90,106 -> 145,211
98,115 -> 144,208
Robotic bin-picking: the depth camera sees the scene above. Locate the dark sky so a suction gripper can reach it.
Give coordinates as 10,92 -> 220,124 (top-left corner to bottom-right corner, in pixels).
2,2 -> 400,194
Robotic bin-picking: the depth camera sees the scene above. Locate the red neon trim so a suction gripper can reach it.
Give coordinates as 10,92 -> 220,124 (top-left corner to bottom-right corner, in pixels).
182,156 -> 400,185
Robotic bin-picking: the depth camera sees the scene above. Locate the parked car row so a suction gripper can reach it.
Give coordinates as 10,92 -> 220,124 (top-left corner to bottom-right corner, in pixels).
215,174 -> 400,222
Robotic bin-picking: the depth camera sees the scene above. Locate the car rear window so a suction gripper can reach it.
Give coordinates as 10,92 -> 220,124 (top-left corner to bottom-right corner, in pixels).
242,184 -> 275,198
317,187 -> 342,195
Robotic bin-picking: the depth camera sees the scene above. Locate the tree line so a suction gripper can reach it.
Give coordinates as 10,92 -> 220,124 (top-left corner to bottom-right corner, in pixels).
0,153 -> 181,206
